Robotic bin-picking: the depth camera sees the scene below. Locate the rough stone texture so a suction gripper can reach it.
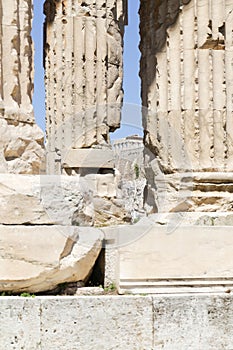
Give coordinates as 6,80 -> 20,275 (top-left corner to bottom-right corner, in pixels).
62,148 -> 115,169
0,174 -> 131,227
147,171 -> 233,213
103,226 -> 120,287
140,0 -> 233,212
0,183 -> 49,225
75,286 -> 104,295
153,295 -> 233,349
140,0 -> 230,172
0,0 -> 44,174
147,212 -> 233,227
40,296 -> 153,350
120,179 -> 146,220
1,295 -> 233,349
0,226 -> 103,293
0,298 -> 41,349
44,0 -> 127,174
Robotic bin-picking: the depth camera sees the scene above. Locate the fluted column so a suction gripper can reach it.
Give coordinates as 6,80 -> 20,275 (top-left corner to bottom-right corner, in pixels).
140,0 -> 233,212
44,0 -> 127,174
0,0 -> 44,174
140,0 -> 233,172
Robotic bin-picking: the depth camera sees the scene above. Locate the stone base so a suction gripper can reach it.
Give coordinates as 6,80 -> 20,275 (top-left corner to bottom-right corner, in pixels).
103,213 -> 233,294
1,295 -> 233,349
145,172 -> 233,213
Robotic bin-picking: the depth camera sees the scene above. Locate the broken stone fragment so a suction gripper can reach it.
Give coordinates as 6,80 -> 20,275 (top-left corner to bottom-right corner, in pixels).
0,174 -> 131,226
0,226 -> 103,293
71,197 -> 132,227
0,118 -> 44,174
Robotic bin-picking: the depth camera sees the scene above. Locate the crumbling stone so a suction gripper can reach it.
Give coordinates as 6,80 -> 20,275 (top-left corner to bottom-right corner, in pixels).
0,0 -> 44,174
140,0 -> 233,212
44,0 -> 127,174
0,225 -> 103,293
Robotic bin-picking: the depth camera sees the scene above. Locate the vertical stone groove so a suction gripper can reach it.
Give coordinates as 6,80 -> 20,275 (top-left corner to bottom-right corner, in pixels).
44,0 -> 126,174
140,0 -> 232,173
0,0 -> 44,174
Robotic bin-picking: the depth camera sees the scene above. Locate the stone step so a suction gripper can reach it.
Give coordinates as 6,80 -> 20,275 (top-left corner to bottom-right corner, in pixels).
1,294 -> 233,349
112,224 -> 233,294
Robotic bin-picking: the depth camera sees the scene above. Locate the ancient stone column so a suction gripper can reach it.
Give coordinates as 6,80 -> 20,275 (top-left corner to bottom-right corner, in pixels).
44,0 -> 127,174
140,0 -> 233,212
0,0 -> 44,174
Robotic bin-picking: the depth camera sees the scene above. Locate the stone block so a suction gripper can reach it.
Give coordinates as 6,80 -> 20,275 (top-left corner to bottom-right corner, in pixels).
1,295 -> 233,349
151,172 -> 233,213
0,174 -> 126,227
117,224 -> 233,294
62,149 -> 115,169
0,297 -> 41,349
81,173 -> 117,197
0,226 -> 103,293
0,174 -> 51,225
153,295 -> 233,349
40,296 -> 153,349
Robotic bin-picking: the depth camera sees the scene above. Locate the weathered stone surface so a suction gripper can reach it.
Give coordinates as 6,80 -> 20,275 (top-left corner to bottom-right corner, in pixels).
140,0 -> 233,211
0,0 -> 34,122
146,212 -> 233,227
0,119 -> 44,174
1,295 -> 233,349
144,171 -> 233,213
117,224 -> 233,294
44,0 -> 127,174
0,175 -> 84,225
75,286 -> 105,296
140,0 -> 231,172
40,296 -> 153,349
153,295 -> 233,349
0,298 -> 41,349
91,197 -> 131,226
62,148 -> 115,169
0,174 -> 130,226
0,0 -> 45,174
0,226 -> 103,293
71,195 -> 132,227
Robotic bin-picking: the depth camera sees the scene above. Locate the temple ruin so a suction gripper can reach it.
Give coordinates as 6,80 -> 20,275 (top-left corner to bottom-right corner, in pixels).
43,0 -> 127,174
1,0 -> 233,348
141,0 -> 233,213
0,0 -> 44,174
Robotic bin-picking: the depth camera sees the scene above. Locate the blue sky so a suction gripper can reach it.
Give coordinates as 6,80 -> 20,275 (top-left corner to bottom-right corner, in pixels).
32,0 -> 142,138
